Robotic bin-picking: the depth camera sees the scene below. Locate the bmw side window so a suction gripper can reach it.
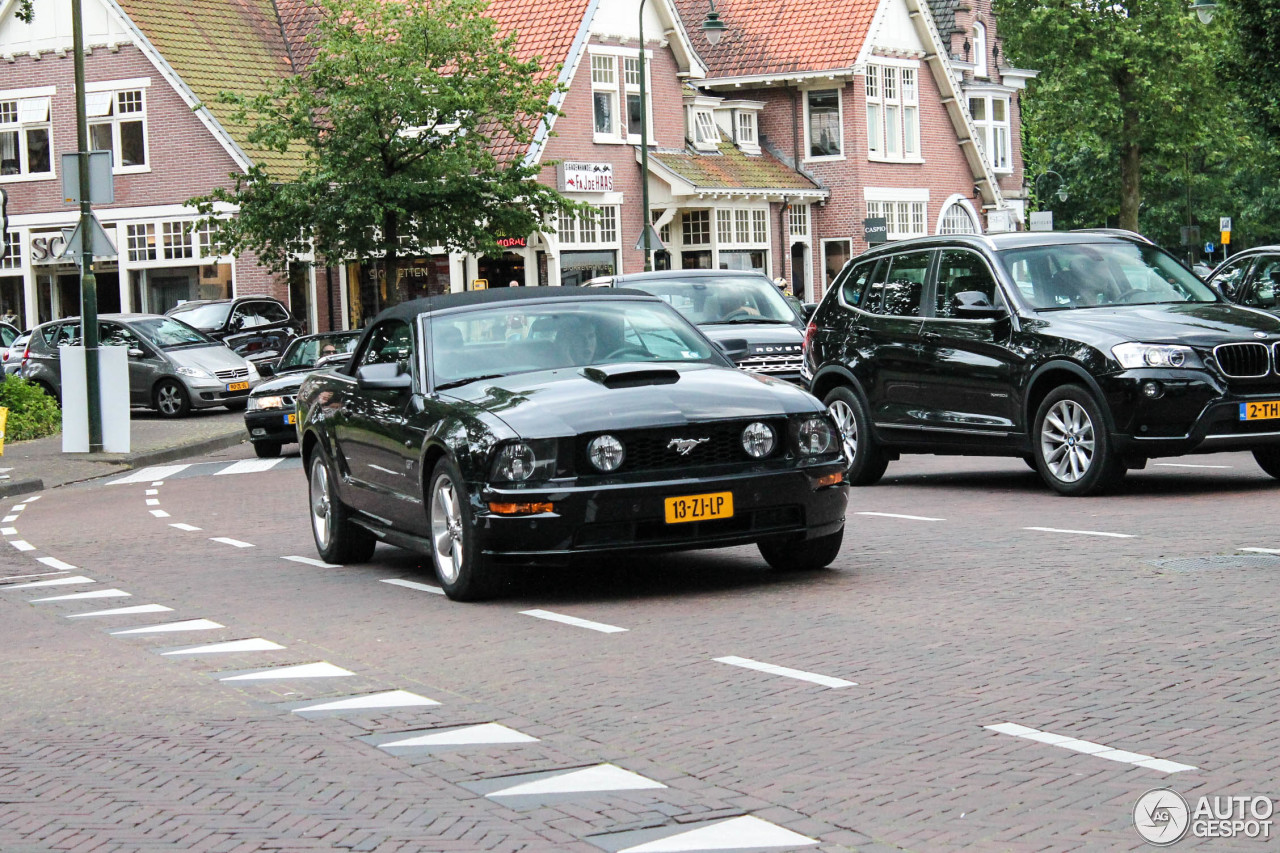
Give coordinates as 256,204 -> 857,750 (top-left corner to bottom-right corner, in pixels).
935,250 -> 999,318
259,302 -> 290,324
877,251 -> 930,317
1245,257 -> 1280,309
840,261 -> 878,308
1213,257 -> 1252,301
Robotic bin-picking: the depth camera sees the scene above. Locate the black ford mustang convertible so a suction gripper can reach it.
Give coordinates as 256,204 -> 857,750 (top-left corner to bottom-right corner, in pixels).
296,288 -> 848,600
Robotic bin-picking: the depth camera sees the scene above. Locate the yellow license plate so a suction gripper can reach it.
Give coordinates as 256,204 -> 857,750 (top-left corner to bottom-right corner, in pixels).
283,413 -> 296,425
226,381 -> 250,392
1240,401 -> 1280,421
664,491 -> 733,524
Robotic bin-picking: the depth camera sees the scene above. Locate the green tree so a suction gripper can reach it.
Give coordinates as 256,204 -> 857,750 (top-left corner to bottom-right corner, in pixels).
192,0 -> 575,301
995,0 -> 1220,231
1218,0 -> 1280,138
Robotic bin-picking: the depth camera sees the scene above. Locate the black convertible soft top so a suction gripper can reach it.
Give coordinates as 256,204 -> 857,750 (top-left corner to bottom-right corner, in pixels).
370,286 -> 660,326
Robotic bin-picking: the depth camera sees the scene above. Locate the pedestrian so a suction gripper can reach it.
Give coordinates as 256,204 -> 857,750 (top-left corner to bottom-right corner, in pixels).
508,279 -> 521,288
1,307 -> 17,327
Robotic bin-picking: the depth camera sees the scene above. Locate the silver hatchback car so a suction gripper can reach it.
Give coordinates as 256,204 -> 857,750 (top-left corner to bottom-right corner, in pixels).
22,313 -> 260,417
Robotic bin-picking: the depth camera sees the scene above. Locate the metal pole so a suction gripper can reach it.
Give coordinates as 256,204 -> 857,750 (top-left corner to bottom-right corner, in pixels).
71,0 -> 102,452
638,0 -> 652,272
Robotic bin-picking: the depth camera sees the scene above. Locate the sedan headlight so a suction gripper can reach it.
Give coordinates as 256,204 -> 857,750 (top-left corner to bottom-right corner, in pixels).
587,434 -> 625,472
1112,343 -> 1203,369
797,416 -> 837,456
247,361 -> 261,380
741,421 -> 776,458
175,366 -> 211,379
489,439 -> 557,483
249,395 -> 285,411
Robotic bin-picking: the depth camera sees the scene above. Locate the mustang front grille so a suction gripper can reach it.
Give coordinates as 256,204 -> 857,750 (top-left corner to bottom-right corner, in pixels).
574,419 -> 787,474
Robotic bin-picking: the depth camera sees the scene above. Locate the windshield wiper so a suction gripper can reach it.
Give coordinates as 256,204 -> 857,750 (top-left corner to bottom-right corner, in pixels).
434,373 -> 507,391
700,318 -> 794,325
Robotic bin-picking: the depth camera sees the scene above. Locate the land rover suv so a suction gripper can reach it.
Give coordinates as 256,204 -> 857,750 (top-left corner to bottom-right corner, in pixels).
803,232 -> 1280,495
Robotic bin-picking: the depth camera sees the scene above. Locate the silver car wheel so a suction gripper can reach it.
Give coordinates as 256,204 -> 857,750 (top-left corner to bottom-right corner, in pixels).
1040,399 -> 1095,483
157,383 -> 184,416
310,458 -> 333,550
828,398 -> 858,462
431,475 -> 464,584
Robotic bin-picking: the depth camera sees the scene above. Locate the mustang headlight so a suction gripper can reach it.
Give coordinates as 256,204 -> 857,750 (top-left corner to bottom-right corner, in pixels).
587,434 -> 625,472
1112,343 -> 1202,369
249,395 -> 285,411
741,421 -> 776,458
797,416 -> 837,456
490,439 -> 557,483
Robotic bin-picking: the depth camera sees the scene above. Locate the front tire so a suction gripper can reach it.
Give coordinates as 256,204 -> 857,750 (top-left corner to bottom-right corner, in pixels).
758,526 -> 844,571
154,379 -> 191,418
254,440 -> 282,459
1253,447 -> 1280,478
1032,385 -> 1125,496
824,386 -> 888,486
308,446 -> 376,563
428,457 -> 499,601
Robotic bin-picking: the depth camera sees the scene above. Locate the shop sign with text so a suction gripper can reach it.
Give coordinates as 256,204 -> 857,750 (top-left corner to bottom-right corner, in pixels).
557,162 -> 614,193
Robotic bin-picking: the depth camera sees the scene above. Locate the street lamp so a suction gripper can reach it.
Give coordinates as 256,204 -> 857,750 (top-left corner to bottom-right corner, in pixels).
1190,0 -> 1216,24
638,0 -> 727,271
1034,169 -> 1069,204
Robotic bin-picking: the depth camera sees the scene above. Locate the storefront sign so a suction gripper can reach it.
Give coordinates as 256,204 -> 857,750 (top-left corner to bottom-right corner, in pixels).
30,232 -> 68,264
863,217 -> 888,245
557,162 -> 614,193
496,237 -> 527,248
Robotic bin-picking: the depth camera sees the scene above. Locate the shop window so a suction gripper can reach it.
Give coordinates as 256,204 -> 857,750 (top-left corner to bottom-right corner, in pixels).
88,88 -> 148,171
867,199 -> 928,239
682,211 -> 711,246
127,223 -> 157,262
0,96 -> 52,177
805,89 -> 842,159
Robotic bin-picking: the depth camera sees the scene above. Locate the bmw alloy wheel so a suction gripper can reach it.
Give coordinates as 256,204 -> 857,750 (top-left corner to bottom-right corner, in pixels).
1040,398 -> 1095,483
828,398 -> 858,462
431,474 -> 464,584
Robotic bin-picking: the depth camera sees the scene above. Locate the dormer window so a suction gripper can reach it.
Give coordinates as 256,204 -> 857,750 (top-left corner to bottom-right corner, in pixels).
736,111 -> 757,147
689,108 -> 719,151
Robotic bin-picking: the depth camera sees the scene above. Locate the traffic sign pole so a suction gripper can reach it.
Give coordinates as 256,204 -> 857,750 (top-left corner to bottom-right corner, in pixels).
71,0 -> 102,453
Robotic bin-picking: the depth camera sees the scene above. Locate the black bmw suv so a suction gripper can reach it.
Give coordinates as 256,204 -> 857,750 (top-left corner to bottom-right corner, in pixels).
804,232 -> 1280,495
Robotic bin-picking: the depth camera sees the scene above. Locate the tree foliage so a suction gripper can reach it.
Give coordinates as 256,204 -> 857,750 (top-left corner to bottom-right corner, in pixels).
1218,0 -> 1280,138
192,0 -> 576,300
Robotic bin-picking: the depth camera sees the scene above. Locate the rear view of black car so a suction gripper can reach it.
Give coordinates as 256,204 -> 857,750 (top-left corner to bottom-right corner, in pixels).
804,232 -> 1280,495
588,270 -> 809,383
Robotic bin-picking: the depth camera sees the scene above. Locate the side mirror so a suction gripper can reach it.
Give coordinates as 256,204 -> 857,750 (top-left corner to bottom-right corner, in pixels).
127,347 -> 145,359
256,362 -> 275,378
356,361 -> 412,391
952,291 -> 1008,321
715,337 -> 750,361
802,302 -> 818,322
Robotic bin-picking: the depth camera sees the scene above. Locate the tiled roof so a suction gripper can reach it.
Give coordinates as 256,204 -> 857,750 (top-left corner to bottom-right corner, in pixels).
672,0 -> 880,78
650,142 -> 824,194
927,0 -> 959,39
118,0 -> 303,176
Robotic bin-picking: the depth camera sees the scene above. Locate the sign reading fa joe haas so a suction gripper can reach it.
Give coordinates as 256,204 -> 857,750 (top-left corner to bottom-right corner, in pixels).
557,162 -> 614,193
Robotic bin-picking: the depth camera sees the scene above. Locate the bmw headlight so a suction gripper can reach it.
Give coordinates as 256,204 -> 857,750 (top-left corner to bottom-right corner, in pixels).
176,366 -> 210,378
741,421 -> 776,458
587,434 -> 625,472
797,416 -> 837,456
489,439 -> 557,483
249,395 -> 285,411
1112,343 -> 1202,369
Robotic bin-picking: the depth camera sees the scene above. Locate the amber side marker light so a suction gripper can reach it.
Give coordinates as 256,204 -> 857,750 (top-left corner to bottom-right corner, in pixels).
812,472 -> 844,488
488,501 -> 554,515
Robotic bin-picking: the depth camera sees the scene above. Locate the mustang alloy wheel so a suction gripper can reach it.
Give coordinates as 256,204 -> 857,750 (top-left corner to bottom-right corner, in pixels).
1033,384 -> 1125,496
428,457 -> 498,601
308,447 -> 376,563
824,386 -> 888,486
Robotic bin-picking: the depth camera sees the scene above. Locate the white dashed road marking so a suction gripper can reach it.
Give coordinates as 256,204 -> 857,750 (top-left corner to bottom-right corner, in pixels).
520,609 -> 627,634
291,690 -> 439,714
1,527 -> 17,535
145,489 -> 158,495
210,537 -> 255,548
10,504 -> 26,511
1154,462 -> 1233,469
0,571 -> 69,582
380,578 -> 445,595
108,465 -> 192,485
4,575 -> 95,590
985,722 -> 1196,773
67,604 -> 173,619
8,540 -> 35,551
214,458 -> 285,476
146,499 -> 160,506
36,557 -> 77,570
149,510 -> 170,518
161,638 -> 285,656
714,655 -> 856,688
613,815 -> 819,852
856,511 -> 946,521
220,662 -> 354,681
482,764 -> 665,799
169,523 -> 202,532
1024,526 -> 1135,539
111,619 -> 225,635
282,555 -> 340,568
2,515 -> 17,522
1240,547 -> 1280,555
378,723 -> 537,749
32,589 -> 131,602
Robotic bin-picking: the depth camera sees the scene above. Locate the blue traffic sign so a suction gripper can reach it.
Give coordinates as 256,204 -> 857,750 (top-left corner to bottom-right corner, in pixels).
1204,242 -> 1214,254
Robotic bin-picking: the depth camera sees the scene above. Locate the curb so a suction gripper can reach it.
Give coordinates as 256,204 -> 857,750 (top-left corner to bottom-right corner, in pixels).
0,477 -> 44,499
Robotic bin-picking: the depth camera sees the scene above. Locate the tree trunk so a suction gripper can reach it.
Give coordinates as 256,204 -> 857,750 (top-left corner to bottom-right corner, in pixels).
383,209 -> 403,307
1117,72 -> 1141,232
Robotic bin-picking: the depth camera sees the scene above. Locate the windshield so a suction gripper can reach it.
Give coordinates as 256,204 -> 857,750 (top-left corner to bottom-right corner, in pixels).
430,301 -> 719,388
167,302 -> 231,330
999,242 -> 1218,310
279,333 -> 360,371
626,276 -> 799,324
131,317 -> 217,349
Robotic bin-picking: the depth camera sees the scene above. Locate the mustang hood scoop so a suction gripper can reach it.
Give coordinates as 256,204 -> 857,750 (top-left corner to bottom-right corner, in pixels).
581,364 -> 681,388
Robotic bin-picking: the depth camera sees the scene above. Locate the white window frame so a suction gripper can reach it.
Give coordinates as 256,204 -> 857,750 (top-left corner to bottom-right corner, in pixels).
0,93 -> 54,182
558,204 -> 620,249
973,21 -> 989,79
865,188 -> 930,240
968,92 -> 1012,173
86,84 -> 151,174
590,53 -> 619,143
688,107 -> 719,151
1,230 -> 21,270
804,87 -> 844,162
937,196 -> 982,235
622,54 -> 653,144
736,111 -> 757,148
682,210 -> 712,246
865,61 -> 921,163
789,204 -> 809,239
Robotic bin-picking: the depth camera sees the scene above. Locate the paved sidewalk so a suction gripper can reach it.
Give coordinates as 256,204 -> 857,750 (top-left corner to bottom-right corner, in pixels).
0,407 -> 246,497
